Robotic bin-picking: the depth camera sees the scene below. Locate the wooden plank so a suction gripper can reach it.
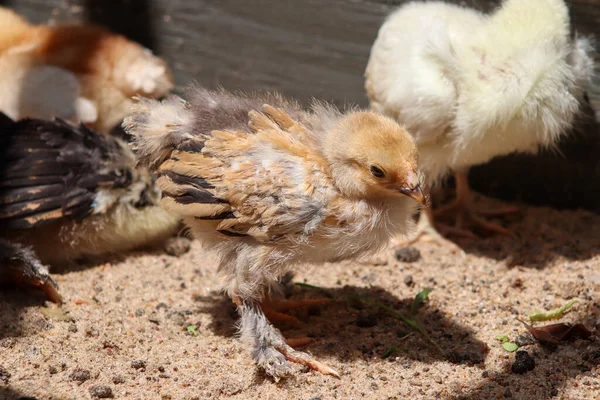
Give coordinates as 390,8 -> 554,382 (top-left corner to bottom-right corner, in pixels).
6,0 -> 598,106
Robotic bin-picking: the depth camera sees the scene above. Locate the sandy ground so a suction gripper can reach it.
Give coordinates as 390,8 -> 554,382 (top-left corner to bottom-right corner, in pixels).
1,198 -> 600,400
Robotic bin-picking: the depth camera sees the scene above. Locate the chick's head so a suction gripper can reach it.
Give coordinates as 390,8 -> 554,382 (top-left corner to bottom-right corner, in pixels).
324,111 -> 426,204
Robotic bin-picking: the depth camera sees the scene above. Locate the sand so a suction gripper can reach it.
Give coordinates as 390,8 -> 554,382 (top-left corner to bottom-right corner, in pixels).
1,199 -> 599,400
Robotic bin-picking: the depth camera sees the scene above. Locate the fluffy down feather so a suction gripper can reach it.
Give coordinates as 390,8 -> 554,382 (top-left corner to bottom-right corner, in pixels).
366,0 -> 594,183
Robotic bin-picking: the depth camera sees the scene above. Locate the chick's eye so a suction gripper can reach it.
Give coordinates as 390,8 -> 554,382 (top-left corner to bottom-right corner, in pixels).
370,165 -> 385,178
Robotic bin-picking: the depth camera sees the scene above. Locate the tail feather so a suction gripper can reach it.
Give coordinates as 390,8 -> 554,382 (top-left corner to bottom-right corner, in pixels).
125,86 -> 302,170
123,96 -> 193,170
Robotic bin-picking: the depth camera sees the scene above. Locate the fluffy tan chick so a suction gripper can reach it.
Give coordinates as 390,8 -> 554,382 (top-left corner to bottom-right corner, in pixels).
365,0 -> 594,242
0,6 -> 173,132
124,87 -> 426,379
0,113 -> 183,303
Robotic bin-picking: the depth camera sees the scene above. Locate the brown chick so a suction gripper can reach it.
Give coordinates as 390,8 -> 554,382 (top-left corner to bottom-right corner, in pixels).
124,87 -> 426,379
0,113 -> 183,303
0,6 -> 173,132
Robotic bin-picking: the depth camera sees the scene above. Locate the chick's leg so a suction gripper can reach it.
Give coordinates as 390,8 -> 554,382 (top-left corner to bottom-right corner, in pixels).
0,240 -> 62,303
402,205 -> 477,244
435,169 -> 517,237
261,295 -> 332,326
237,300 -> 339,380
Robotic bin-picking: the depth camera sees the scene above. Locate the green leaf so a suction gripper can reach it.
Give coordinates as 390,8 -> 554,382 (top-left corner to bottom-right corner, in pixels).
529,300 -> 578,322
495,335 -> 509,343
410,288 -> 433,317
502,342 -> 519,352
186,325 -> 199,336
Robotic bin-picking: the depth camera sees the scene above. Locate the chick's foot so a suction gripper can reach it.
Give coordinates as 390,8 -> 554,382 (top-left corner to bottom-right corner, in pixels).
434,200 -> 516,237
433,169 -> 517,238
261,296 -> 332,326
395,207 -> 470,253
238,302 -> 339,380
0,240 -> 62,303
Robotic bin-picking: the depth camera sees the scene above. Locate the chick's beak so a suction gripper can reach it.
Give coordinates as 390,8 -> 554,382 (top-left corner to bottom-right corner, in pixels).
398,185 -> 427,205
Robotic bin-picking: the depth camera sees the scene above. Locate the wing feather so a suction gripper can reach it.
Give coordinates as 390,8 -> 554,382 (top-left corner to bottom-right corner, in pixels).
0,116 -> 135,229
154,105 -> 329,242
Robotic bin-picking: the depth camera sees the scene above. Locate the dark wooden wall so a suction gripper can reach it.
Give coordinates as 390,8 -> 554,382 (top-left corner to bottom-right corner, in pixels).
4,0 -> 600,212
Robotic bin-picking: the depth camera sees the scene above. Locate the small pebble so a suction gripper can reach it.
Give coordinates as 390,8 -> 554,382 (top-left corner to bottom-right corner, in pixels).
511,350 -> 535,374
542,283 -> 552,291
0,366 -> 10,384
395,247 -> 421,263
89,385 -> 114,399
404,275 -> 414,287
69,368 -> 90,384
131,360 -> 146,370
163,237 -> 192,256
112,375 -> 125,384
503,387 -> 512,398
48,366 -> 58,375
515,332 -> 535,347
135,309 -> 145,317
0,338 -> 16,348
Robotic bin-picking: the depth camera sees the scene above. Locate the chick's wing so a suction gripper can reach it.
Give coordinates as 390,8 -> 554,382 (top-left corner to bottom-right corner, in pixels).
0,115 -> 133,229
156,106 -> 331,242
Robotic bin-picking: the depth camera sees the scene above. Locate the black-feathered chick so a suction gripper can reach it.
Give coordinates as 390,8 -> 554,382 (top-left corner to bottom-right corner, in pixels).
0,114 -> 182,302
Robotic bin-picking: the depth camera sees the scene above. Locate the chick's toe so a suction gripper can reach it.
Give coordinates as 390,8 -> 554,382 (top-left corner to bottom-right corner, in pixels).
239,302 -> 339,380
0,240 -> 61,303
261,296 -> 332,326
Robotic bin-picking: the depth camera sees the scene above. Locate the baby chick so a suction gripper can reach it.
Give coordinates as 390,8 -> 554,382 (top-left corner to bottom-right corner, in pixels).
365,0 -> 594,240
0,113 -> 182,303
0,6 -> 173,132
124,87 -> 426,379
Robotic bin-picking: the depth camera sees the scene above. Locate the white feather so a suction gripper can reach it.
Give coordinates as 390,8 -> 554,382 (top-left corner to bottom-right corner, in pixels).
365,0 -> 594,183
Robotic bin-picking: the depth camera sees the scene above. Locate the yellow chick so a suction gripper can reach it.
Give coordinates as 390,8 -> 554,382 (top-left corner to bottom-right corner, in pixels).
124,87 -> 426,379
0,114 -> 183,303
365,0 -> 594,241
0,6 -> 173,132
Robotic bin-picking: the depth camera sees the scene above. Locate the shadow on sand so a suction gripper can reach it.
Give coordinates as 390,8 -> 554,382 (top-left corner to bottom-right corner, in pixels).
195,282 -> 490,368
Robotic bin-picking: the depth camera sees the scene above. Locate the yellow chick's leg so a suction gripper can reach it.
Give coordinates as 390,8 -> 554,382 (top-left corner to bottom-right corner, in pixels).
235,299 -> 340,380
434,169 -> 518,237
0,240 -> 62,304
395,205 -> 474,251
261,296 -> 333,326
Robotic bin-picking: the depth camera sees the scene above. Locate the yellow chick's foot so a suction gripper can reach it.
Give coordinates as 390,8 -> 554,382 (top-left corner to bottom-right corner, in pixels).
261,297 -> 333,326
433,170 -> 517,238
282,346 -> 340,377
394,207 -> 469,254
238,301 -> 339,380
0,240 -> 62,304
434,201 -> 516,238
